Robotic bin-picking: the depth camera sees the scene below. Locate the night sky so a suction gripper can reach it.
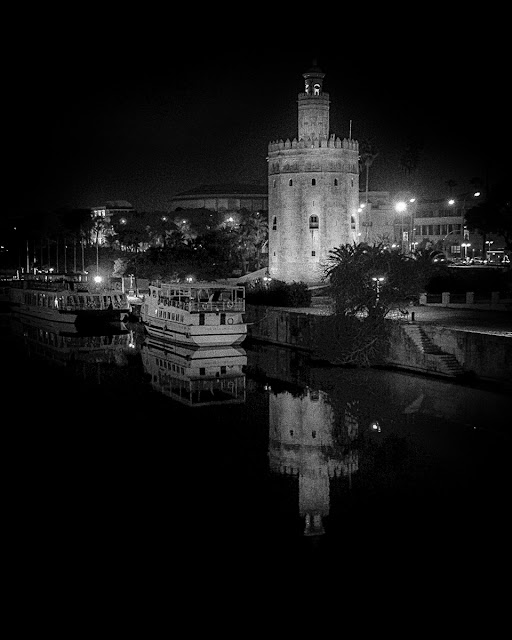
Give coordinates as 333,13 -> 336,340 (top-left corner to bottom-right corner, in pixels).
6,13 -> 509,216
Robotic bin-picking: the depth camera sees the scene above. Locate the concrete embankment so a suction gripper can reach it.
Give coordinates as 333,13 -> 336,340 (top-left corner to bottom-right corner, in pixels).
245,304 -> 512,387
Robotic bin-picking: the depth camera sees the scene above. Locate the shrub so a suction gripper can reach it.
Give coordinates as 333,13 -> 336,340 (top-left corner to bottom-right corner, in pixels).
245,279 -> 312,307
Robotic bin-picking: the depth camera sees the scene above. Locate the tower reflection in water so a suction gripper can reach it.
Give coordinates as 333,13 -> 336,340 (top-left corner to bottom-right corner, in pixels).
268,386 -> 360,538
250,340 -> 510,544
141,335 -> 247,407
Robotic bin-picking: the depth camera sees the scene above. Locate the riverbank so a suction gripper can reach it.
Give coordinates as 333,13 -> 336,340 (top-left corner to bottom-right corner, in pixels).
245,303 -> 512,388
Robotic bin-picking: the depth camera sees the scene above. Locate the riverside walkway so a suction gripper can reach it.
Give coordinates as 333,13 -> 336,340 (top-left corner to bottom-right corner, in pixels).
305,297 -> 512,338
404,306 -> 512,338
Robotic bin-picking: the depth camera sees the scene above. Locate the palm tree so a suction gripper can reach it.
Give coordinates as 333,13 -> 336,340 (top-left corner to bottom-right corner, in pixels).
445,180 -> 458,197
237,210 -> 268,272
400,138 -> 423,191
359,140 -> 379,240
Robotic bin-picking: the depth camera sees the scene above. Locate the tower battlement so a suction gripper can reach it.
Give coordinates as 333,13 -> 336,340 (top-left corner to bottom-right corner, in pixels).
268,137 -> 358,152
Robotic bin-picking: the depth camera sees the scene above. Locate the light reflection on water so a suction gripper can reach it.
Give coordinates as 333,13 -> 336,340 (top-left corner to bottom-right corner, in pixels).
2,311 -> 510,567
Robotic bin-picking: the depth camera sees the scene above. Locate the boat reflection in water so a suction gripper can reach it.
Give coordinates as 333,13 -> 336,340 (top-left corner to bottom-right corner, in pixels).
141,335 -> 247,407
10,311 -> 136,374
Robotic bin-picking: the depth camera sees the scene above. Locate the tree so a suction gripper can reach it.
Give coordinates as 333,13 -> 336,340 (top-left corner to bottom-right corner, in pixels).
144,212 -> 178,248
236,209 -> 268,273
319,243 -> 434,366
324,243 -> 430,316
399,138 -> 423,190
445,179 -> 457,196
359,139 -> 379,240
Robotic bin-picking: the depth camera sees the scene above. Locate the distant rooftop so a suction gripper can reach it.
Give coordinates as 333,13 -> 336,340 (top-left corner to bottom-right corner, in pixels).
172,184 -> 267,198
92,200 -> 134,209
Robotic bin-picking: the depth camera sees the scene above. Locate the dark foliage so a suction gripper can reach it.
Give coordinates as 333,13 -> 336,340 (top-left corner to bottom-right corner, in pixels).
245,279 -> 312,307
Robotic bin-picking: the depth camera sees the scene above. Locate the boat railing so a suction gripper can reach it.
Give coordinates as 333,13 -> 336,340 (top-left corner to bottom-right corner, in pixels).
189,300 -> 245,313
161,299 -> 245,313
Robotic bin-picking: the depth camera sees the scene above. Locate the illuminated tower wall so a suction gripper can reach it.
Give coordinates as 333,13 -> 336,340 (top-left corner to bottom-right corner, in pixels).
268,65 -> 360,284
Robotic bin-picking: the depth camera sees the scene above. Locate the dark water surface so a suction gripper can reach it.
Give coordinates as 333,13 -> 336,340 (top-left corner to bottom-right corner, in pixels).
2,310 -> 510,582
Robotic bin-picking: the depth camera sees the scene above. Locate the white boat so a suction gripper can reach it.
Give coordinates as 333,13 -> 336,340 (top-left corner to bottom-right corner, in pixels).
141,334 -> 247,407
140,281 -> 247,346
8,273 -> 131,325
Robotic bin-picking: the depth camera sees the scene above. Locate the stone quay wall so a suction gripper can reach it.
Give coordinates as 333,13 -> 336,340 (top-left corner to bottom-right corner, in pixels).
245,304 -> 512,387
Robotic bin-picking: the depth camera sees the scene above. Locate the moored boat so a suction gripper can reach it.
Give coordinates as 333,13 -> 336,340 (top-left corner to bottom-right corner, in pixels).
140,281 -> 247,346
8,273 -> 131,325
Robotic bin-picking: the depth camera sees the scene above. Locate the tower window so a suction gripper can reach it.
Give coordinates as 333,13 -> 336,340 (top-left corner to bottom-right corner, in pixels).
309,215 -> 319,229
289,179 -> 293,186
351,215 -> 356,229
313,84 -> 320,95
351,178 -> 354,187
273,180 -> 276,188
334,178 -> 338,186
311,251 -> 316,256
272,216 -> 277,231
311,178 -> 316,186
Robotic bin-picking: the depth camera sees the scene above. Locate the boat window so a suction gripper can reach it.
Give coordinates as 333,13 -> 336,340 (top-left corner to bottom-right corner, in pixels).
199,313 -> 205,326
220,313 -> 226,325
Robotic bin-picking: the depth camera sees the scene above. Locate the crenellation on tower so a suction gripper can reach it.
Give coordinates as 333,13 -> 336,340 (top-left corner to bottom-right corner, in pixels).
268,64 -> 360,284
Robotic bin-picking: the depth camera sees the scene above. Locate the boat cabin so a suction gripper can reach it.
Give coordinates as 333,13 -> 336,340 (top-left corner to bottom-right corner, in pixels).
151,282 -> 245,313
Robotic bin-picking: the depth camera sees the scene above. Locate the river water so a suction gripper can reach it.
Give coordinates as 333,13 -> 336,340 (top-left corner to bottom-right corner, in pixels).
2,309 -> 510,578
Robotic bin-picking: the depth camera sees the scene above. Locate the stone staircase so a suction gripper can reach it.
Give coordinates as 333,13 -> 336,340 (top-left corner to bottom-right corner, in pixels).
402,324 -> 465,377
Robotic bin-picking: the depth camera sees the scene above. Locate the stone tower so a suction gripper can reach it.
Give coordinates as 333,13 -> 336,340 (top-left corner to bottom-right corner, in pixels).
267,64 -> 360,284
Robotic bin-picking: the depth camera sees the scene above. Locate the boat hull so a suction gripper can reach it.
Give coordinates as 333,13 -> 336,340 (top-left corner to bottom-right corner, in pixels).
143,320 -> 246,346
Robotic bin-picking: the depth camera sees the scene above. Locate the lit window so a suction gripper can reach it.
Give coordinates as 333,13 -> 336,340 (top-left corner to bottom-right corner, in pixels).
313,84 -> 320,95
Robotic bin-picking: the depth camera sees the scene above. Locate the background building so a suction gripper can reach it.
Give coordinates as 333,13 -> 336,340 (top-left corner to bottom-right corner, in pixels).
170,183 -> 267,215
359,191 -> 506,262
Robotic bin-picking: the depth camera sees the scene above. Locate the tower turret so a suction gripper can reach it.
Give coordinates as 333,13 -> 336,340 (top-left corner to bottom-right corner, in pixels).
298,63 -> 330,140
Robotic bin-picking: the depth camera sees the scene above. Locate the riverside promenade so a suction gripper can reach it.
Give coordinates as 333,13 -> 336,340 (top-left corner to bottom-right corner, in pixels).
402,305 -> 512,338
306,297 -> 512,337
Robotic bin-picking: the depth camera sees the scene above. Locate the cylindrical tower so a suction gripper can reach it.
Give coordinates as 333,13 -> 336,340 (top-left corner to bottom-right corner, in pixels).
268,65 -> 359,284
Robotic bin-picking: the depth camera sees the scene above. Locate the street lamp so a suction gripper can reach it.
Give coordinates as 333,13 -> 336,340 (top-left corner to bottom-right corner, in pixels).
461,242 -> 471,262
372,276 -> 385,302
395,201 -> 407,253
394,197 -> 416,253
485,240 -> 494,261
